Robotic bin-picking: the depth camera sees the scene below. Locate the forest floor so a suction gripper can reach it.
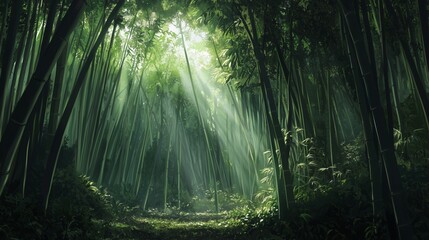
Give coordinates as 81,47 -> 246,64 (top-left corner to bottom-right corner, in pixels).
103,212 -> 279,240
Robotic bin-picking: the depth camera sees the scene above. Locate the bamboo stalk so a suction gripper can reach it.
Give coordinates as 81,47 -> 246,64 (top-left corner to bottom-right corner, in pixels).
0,0 -> 86,197
41,0 -> 124,211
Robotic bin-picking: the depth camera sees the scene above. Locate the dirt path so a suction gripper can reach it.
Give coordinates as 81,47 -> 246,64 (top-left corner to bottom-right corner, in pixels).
104,212 -> 279,240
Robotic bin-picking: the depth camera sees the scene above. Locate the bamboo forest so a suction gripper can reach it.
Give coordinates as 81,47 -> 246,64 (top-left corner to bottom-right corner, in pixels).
1,0 -> 429,239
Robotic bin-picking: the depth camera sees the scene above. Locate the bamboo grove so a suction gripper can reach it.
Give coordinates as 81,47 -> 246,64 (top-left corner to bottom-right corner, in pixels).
0,0 -> 428,239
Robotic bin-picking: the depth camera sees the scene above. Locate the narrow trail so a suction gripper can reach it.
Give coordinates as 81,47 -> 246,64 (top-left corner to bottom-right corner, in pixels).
105,212 -> 280,240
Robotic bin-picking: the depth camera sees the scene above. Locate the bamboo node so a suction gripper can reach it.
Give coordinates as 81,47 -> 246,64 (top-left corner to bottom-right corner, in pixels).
380,148 -> 389,153
344,11 -> 353,18
11,118 -> 26,126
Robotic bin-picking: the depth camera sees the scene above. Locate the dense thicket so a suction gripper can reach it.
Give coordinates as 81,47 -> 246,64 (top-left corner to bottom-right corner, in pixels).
0,0 -> 428,239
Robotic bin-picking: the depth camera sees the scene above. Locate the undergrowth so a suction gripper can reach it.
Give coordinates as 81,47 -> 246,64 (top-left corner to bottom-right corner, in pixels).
0,132 -> 428,239
0,164 -> 138,240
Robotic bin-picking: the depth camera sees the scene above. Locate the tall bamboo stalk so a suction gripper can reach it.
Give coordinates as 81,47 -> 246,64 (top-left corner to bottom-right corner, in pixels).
0,0 -> 86,196
384,0 -> 429,132
0,0 -> 24,135
418,0 -> 429,70
41,0 -> 124,211
245,5 -> 295,214
179,18 -> 219,213
338,0 -> 414,238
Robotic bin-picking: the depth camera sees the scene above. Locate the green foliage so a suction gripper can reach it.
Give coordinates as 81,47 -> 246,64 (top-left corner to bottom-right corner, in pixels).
0,195 -> 44,239
291,0 -> 341,57
401,168 -> 429,239
50,168 -> 111,217
228,180 -> 388,240
0,161 -> 153,239
255,187 -> 277,211
226,135 -> 405,239
393,95 -> 429,169
108,183 -> 140,207
183,188 -> 250,213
